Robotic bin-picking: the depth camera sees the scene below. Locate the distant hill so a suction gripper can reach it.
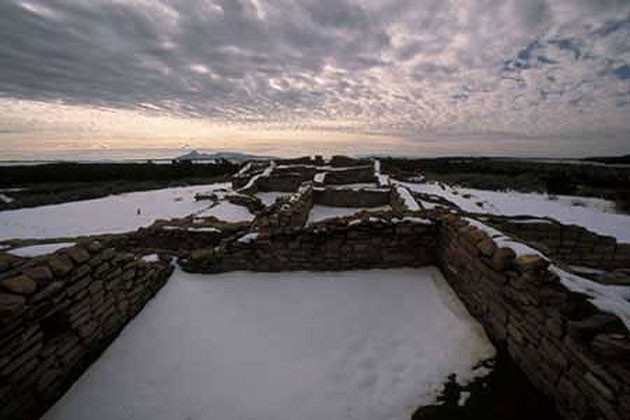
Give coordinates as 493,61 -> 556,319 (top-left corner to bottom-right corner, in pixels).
583,155 -> 630,165
174,150 -> 274,161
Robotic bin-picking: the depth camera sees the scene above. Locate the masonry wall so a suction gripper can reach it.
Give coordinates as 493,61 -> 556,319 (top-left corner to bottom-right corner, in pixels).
324,166 -> 375,184
181,218 -> 438,273
313,187 -> 390,207
0,243 -> 173,420
438,215 -> 630,420
479,215 -> 630,270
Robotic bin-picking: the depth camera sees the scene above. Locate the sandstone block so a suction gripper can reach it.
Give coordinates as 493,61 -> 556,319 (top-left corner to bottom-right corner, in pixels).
514,255 -> 549,272
0,293 -> 25,313
0,275 -> 37,294
22,266 -> 53,282
48,255 -> 74,277
476,238 -> 496,257
491,247 -> 516,271
65,246 -> 90,264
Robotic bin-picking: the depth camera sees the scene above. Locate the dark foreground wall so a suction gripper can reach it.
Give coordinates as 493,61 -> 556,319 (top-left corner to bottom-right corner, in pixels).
0,243 -> 173,420
438,215 -> 630,420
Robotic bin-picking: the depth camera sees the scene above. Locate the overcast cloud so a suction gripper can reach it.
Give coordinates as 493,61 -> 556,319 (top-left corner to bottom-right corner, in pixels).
0,0 -> 629,157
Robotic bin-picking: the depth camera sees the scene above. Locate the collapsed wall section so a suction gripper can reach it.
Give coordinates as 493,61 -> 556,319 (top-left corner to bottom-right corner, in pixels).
438,215 -> 630,420
0,243 -> 173,420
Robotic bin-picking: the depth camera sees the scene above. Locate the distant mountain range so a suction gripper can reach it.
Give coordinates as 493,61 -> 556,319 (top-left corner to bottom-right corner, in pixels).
174,150 -> 274,161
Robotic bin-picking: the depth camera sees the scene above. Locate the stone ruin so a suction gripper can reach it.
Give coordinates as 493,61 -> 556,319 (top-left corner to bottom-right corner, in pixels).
0,155 -> 629,420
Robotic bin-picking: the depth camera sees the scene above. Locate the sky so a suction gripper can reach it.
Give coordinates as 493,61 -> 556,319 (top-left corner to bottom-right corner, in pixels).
0,0 -> 629,160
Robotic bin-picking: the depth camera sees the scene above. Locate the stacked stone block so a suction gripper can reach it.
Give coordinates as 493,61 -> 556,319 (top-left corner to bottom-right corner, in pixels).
0,243 -> 173,420
479,215 -> 630,271
181,216 -> 437,273
438,215 -> 630,420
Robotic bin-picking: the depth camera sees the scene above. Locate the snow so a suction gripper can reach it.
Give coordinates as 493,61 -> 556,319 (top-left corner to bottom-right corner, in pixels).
403,182 -> 630,242
314,172 -> 326,183
236,162 -> 253,176
43,267 -> 495,420
0,183 -> 230,241
376,174 -> 390,187
9,242 -> 75,257
550,265 -> 630,332
373,159 -> 381,175
239,162 -> 276,191
255,192 -> 287,206
395,186 -> 421,211
465,218 -> 546,258
237,232 -> 259,243
141,254 -> 159,263
308,205 -> 392,223
0,193 -> 14,204
185,227 -> 222,233
195,201 -> 254,223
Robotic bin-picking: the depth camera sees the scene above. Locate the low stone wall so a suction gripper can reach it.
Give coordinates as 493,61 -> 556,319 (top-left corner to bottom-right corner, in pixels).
324,166 -> 375,184
313,187 -> 390,207
438,215 -> 630,420
328,155 -> 369,167
0,242 -> 173,420
116,224 -> 238,252
253,183 -> 314,229
181,216 -> 438,273
390,185 -> 421,214
478,214 -> 630,271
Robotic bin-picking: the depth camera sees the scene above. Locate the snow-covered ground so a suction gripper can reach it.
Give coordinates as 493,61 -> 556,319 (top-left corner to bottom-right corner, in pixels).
8,242 -> 76,257
308,205 -> 392,223
0,183 -> 230,241
255,191 -> 287,205
195,201 -> 254,223
43,267 -> 494,420
403,181 -> 630,242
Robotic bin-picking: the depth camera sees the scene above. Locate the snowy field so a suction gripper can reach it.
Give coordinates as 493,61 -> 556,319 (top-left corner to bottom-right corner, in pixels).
403,182 -> 630,242
43,267 -> 494,420
195,201 -> 254,223
0,183 -> 230,240
8,242 -> 75,257
255,191 -> 287,205
308,205 -> 392,224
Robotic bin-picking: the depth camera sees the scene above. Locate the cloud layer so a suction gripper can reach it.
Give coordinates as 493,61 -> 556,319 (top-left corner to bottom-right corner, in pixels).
0,0 -> 629,156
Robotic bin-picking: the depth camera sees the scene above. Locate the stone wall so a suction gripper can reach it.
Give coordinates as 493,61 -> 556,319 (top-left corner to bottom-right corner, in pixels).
390,185 -> 422,214
313,187 -> 391,207
438,214 -> 630,420
0,242 -> 173,420
323,166 -> 375,184
478,214 -> 630,271
253,183 -> 314,229
180,216 -> 438,273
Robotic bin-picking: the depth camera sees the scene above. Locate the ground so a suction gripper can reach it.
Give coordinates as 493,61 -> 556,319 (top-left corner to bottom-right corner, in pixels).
42,268 -> 495,420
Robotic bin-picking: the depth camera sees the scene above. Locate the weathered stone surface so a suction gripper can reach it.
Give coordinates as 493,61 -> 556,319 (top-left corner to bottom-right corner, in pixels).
22,266 -> 53,282
65,247 -> 90,264
599,270 -> 630,286
591,333 -> 630,361
491,247 -> 516,271
514,255 -> 549,272
0,293 -> 26,313
47,255 -> 74,277
0,275 -> 37,294
477,238 -> 497,257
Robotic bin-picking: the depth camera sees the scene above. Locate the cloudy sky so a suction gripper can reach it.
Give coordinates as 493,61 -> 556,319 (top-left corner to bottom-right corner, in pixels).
0,0 -> 629,159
